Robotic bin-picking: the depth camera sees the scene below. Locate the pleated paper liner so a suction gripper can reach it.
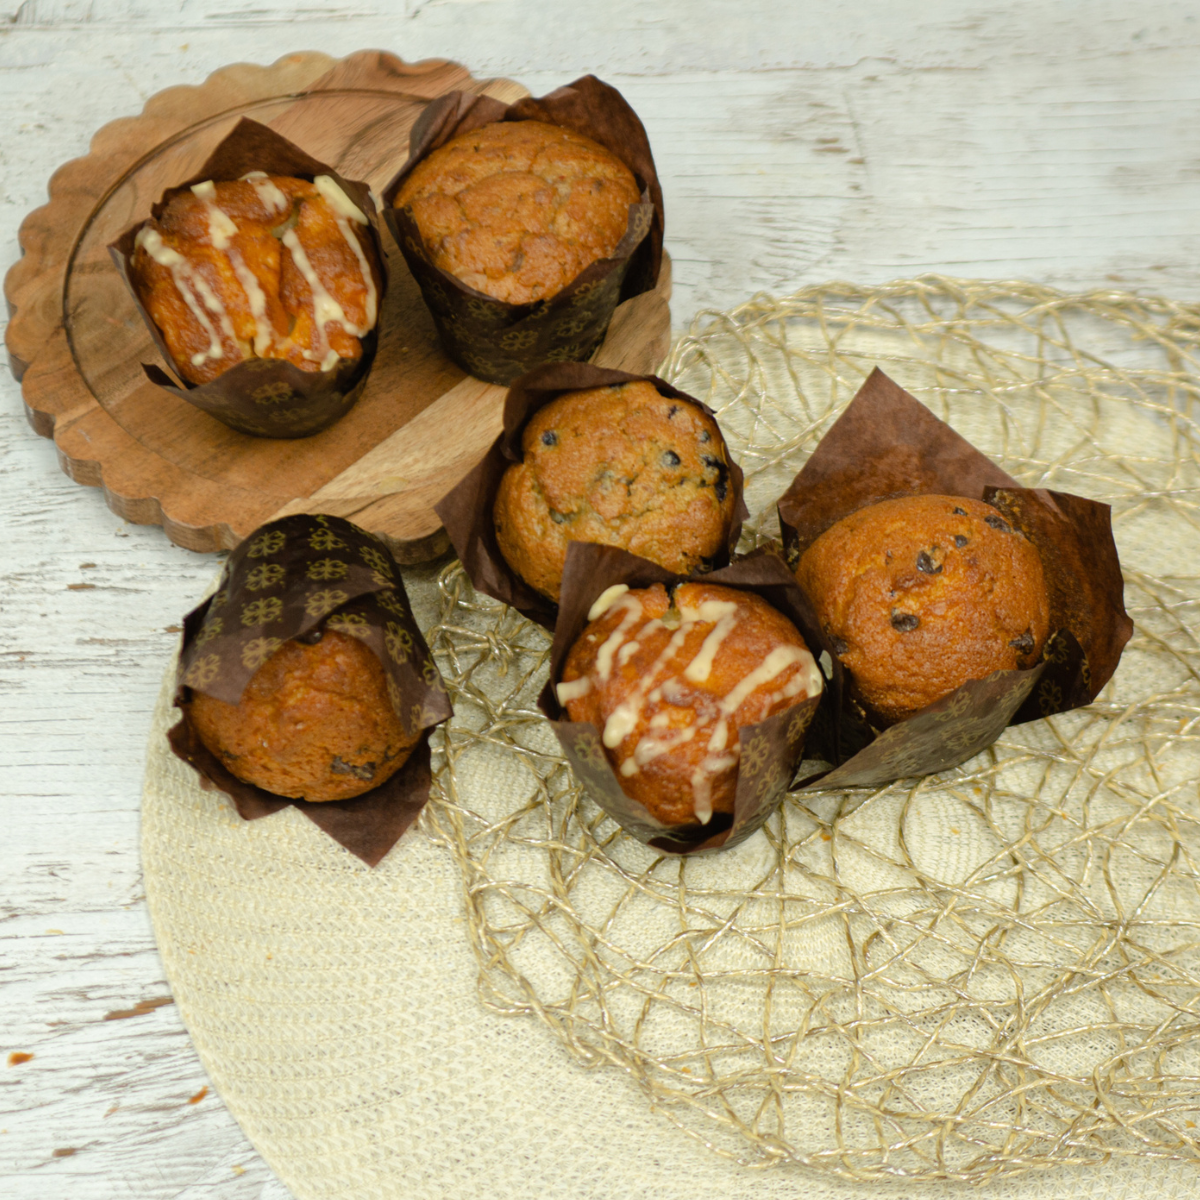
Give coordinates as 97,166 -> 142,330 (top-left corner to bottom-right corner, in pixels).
538,543 -> 822,854
382,75 -> 663,385
778,368 -> 1133,790
109,118 -> 387,439
169,514 -> 451,865
436,362 -> 748,631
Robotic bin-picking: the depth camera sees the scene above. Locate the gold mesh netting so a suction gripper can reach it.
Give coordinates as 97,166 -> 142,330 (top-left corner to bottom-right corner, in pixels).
419,278 -> 1200,1185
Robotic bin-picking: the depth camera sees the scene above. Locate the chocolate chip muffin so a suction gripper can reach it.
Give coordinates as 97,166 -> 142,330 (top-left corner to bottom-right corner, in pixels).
394,119 -> 641,305
557,581 -> 822,826
493,381 -> 737,601
796,494 -> 1050,724
187,629 -> 417,801
131,174 -> 381,384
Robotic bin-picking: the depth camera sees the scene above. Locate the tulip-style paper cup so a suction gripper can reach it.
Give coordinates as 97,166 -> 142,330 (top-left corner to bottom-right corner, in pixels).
538,543 -> 824,855
382,75 -> 663,385
110,118 -> 387,438
168,514 -> 452,866
777,368 -> 1133,790
435,362 -> 748,632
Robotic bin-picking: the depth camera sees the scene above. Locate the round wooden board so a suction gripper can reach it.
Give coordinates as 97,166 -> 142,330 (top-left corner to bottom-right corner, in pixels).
5,50 -> 672,561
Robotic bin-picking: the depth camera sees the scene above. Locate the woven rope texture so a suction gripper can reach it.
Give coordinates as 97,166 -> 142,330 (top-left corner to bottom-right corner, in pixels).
419,278 -> 1200,1184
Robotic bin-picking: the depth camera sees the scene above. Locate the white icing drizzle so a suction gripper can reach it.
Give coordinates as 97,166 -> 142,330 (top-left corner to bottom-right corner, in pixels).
314,175 -> 368,224
555,677 -> 592,704
578,589 -> 823,825
719,645 -> 809,714
188,181 -> 275,357
226,245 -> 272,356
595,594 -> 644,683
680,600 -> 739,683
281,227 -> 363,370
241,170 -> 289,213
589,584 -> 629,622
190,181 -> 237,249
135,226 -> 229,367
314,176 -> 378,334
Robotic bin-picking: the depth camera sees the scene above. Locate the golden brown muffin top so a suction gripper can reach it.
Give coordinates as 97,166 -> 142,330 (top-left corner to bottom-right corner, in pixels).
559,582 -> 822,826
395,119 -> 641,305
797,494 -> 1050,724
131,174 -> 380,384
188,629 -> 416,802
493,381 -> 736,601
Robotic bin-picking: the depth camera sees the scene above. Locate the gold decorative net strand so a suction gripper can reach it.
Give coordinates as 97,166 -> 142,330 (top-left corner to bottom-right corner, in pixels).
419,277 -> 1200,1184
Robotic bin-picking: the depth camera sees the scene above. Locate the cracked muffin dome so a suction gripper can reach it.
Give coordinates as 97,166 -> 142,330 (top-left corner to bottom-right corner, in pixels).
796,494 -> 1050,725
130,173 -> 380,385
394,119 -> 641,304
493,380 -> 737,602
558,581 -> 822,827
187,629 -> 418,802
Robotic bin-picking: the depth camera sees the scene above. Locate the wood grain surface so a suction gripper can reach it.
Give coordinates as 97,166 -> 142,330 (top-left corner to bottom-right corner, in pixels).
4,3 -> 1200,1198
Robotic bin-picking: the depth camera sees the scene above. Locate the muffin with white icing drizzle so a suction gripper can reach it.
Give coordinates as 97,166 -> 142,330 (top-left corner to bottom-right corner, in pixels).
130,173 -> 381,385
557,581 -> 822,827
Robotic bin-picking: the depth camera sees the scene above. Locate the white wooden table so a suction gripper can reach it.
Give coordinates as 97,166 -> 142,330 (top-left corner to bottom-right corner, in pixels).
3,3 -> 1199,1196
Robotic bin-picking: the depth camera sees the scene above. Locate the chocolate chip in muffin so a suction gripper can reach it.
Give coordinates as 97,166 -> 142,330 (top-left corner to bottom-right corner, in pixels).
668,404 -> 680,417
953,506 -> 967,516
541,430 -> 558,447
891,611 -> 920,632
550,509 -> 569,524
985,514 -> 1012,534
954,534 -> 969,548
1009,629 -> 1035,656
331,756 -> 378,781
916,549 -> 943,575
662,449 -> 681,467
699,429 -> 711,443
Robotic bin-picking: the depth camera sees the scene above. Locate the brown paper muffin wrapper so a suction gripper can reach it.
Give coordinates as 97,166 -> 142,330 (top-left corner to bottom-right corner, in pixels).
435,362 -> 749,632
109,118 -> 387,439
168,514 -> 452,866
776,367 -> 1133,790
381,75 -> 664,385
537,543 -> 823,855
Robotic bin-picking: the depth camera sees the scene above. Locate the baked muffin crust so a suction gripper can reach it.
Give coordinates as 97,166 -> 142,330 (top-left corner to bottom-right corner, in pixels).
796,494 -> 1050,724
559,582 -> 821,826
395,119 -> 641,305
494,381 -> 737,601
188,629 -> 416,801
131,174 -> 380,384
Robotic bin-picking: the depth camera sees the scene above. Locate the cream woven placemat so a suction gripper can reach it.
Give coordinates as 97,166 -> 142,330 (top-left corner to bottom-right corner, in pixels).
143,279 -> 1200,1199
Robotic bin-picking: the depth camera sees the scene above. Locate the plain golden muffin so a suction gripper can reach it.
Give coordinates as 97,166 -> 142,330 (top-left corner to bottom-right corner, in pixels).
558,582 -> 822,826
188,630 -> 417,801
394,119 -> 641,304
796,494 -> 1050,724
131,174 -> 380,384
494,381 -> 737,601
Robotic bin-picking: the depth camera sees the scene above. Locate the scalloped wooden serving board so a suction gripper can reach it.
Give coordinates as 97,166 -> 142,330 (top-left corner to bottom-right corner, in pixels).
6,50 -> 671,560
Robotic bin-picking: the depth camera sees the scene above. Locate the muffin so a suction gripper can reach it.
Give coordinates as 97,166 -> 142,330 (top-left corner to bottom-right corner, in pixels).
394,119 -> 641,305
131,173 -> 381,384
494,381 -> 737,601
187,628 -> 418,802
558,581 -> 822,826
796,494 -> 1050,724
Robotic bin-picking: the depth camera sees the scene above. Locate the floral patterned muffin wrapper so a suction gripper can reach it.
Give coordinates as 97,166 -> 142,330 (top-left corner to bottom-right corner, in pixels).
109,118 -> 387,439
169,513 -> 452,866
538,543 -> 823,855
776,367 -> 1133,789
382,75 -> 663,385
436,362 -> 749,632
